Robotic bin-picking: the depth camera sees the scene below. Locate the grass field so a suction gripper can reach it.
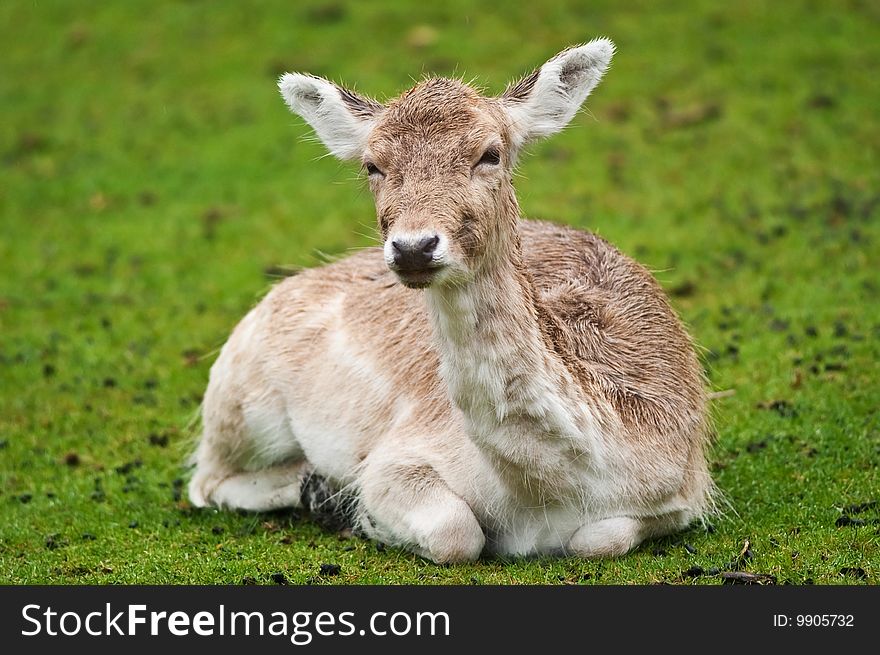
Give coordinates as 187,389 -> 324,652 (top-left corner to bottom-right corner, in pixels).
1,0 -> 878,585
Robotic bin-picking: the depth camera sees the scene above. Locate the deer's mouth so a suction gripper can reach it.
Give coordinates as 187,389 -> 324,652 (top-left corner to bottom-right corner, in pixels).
394,266 -> 444,289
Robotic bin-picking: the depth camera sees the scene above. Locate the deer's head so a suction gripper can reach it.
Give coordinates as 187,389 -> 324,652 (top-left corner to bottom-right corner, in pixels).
279,39 -> 614,288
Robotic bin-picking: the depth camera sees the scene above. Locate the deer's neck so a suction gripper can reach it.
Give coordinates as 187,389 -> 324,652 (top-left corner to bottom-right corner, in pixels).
424,226 -> 592,450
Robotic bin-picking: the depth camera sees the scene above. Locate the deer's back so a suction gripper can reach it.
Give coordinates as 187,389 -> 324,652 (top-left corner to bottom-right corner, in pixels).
519,219 -> 706,441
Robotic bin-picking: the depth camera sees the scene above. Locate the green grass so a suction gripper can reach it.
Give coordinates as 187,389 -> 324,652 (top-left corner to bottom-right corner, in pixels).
1,0 -> 878,585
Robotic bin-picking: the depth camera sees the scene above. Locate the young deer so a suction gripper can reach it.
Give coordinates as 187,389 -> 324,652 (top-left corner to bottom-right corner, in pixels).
188,39 -> 715,562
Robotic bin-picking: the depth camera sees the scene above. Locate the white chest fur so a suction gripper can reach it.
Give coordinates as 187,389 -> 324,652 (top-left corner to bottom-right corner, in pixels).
425,272 -> 613,503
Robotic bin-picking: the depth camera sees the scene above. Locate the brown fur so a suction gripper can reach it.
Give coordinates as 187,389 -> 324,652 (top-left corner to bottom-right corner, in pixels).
190,42 -> 715,561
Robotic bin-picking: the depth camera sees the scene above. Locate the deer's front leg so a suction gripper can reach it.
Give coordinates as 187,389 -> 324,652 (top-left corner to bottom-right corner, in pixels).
566,512 -> 689,557
357,454 -> 484,564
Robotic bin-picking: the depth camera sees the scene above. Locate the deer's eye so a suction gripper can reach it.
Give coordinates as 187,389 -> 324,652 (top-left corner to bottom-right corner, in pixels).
365,162 -> 384,177
477,147 -> 501,167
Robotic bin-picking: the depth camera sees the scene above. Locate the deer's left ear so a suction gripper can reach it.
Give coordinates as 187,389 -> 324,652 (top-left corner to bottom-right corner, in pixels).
278,73 -> 384,160
500,38 -> 614,150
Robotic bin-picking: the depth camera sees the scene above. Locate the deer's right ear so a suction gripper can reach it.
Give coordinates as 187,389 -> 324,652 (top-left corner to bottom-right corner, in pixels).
278,73 -> 383,161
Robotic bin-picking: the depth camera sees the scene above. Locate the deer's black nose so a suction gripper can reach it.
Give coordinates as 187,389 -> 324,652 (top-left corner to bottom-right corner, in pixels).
391,234 -> 439,272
